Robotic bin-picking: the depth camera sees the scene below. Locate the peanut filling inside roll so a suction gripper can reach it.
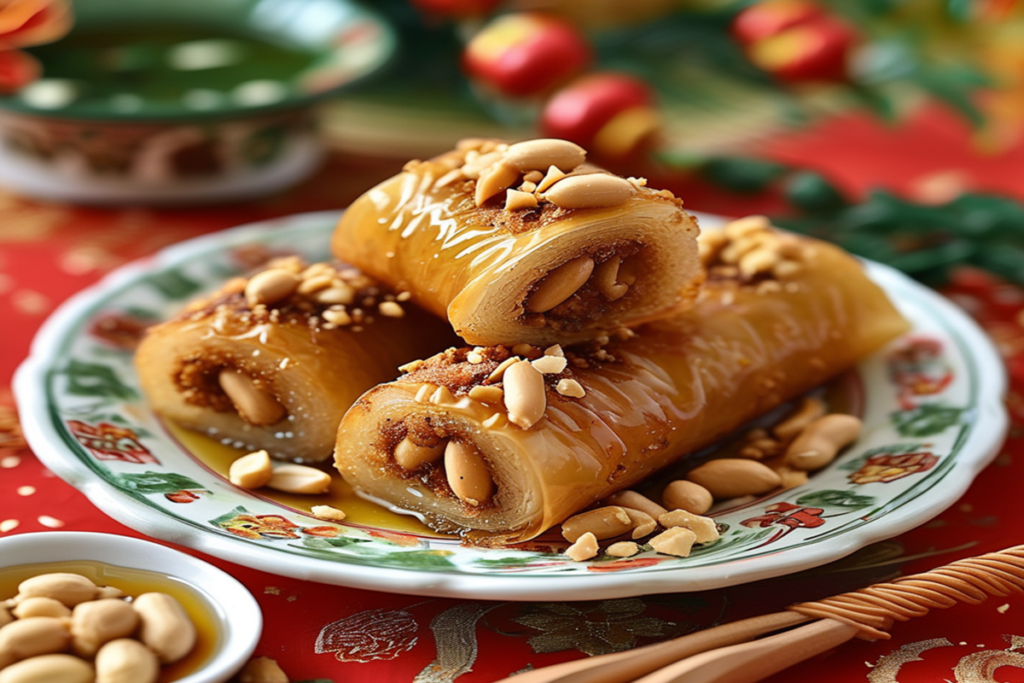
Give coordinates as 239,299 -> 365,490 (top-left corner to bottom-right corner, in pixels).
381,416 -> 498,510
175,357 -> 288,427
523,243 -> 643,328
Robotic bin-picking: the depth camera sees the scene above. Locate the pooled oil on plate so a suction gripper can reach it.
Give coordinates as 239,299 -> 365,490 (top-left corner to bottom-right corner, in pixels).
14,211 -> 1008,600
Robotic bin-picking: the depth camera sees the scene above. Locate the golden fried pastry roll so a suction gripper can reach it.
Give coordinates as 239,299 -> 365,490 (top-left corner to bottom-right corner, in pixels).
331,138 -> 702,346
135,257 -> 457,463
334,222 -> 911,544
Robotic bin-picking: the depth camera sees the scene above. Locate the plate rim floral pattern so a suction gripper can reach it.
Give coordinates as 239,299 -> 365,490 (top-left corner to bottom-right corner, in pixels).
14,211 -> 1009,600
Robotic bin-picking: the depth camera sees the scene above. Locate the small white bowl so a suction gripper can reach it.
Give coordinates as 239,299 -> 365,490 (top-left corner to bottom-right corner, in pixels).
0,531 -> 262,683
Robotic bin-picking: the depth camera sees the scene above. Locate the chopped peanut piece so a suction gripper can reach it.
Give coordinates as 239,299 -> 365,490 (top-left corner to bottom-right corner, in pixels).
487,356 -> 519,383
659,510 -> 720,544
311,505 -> 347,522
622,508 -> 657,539
399,360 -> 424,374
505,189 -> 539,211
266,464 -> 332,495
555,378 -> 586,398
230,450 -> 273,490
565,532 -> 599,562
511,343 -> 540,358
532,355 -> 568,374
650,527 -> 698,558
606,541 -> 640,558
468,385 -> 504,404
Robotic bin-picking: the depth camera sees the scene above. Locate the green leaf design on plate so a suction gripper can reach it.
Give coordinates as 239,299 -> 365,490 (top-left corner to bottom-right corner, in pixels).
474,555 -> 552,569
145,269 -> 202,299
373,550 -> 456,570
688,527 -> 771,557
62,360 -> 137,400
891,404 -> 965,437
301,536 -> 372,551
796,490 -> 875,509
112,471 -> 205,494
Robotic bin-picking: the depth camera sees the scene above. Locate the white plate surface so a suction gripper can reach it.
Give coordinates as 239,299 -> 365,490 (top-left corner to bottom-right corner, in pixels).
14,211 -> 1008,600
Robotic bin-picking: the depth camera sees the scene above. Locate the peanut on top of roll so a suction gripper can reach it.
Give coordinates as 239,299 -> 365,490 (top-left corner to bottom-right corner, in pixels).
332,137 -> 702,346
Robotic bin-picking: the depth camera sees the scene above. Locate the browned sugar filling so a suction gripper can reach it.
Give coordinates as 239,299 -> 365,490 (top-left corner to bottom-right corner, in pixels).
377,415 -> 497,514
522,242 -> 643,331
175,356 -> 286,427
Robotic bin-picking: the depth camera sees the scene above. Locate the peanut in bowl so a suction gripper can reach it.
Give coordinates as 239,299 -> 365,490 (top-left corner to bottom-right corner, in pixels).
0,531 -> 261,683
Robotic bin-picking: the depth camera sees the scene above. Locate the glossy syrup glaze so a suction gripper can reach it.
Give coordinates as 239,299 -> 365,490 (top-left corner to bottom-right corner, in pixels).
332,144 -> 700,346
334,235 -> 911,545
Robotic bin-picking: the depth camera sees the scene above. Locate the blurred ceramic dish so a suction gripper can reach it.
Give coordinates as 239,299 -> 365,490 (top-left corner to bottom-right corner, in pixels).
0,531 -> 262,683
0,0 -> 395,204
14,212 -> 1008,601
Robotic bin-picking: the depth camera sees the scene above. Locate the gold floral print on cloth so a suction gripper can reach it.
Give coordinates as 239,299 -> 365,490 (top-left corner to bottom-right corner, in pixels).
511,599 -> 678,657
315,608 -> 419,662
868,635 -> 1024,682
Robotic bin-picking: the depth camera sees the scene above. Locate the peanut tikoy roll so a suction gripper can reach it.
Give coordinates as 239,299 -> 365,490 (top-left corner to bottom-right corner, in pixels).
331,138 -> 702,346
334,222 -> 911,544
135,257 -> 457,463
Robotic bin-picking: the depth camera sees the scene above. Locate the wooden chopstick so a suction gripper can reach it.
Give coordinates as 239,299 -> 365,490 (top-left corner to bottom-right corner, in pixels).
496,544 -> 1024,683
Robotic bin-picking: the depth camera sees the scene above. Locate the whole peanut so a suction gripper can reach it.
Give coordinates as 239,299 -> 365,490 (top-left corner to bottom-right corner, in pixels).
0,654 -> 94,683
11,598 -> 70,620
133,593 -> 196,665
661,480 -> 713,515
0,617 -> 72,669
604,490 -> 668,519
785,414 -> 863,471
71,598 -> 140,658
773,396 -> 826,441
95,638 -> 159,683
561,507 -> 633,543
15,573 -> 97,608
686,459 -> 781,500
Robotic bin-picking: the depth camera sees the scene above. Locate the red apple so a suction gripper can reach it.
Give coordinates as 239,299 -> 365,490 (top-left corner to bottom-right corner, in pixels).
731,0 -> 823,45
748,15 -> 856,82
462,13 -> 593,97
0,50 -> 39,94
540,72 -> 659,157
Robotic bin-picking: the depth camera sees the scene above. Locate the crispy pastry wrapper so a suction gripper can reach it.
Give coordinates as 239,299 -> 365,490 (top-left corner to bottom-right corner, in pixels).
135,259 -> 457,463
331,139 -> 701,346
334,230 -> 911,544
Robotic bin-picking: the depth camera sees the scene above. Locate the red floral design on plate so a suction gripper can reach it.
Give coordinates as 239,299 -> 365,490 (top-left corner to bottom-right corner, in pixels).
67,420 -> 156,464
215,512 -> 341,541
849,451 -> 939,485
887,337 -> 954,410
741,502 -> 826,546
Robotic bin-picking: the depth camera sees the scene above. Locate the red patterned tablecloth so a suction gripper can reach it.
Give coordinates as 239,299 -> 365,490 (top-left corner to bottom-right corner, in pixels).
3,106 -> 1024,683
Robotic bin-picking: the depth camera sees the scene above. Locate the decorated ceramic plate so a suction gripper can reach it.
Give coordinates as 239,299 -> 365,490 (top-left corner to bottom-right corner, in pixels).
15,211 -> 1008,600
